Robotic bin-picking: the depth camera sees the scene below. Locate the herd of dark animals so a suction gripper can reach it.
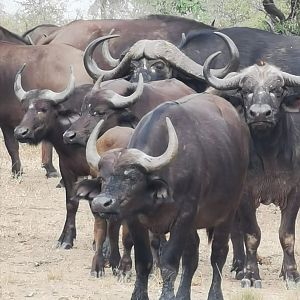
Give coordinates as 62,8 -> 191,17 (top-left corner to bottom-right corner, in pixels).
2,13 -> 300,299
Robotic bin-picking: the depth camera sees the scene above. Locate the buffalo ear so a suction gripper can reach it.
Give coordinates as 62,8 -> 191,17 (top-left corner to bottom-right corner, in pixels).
282,94 -> 300,112
148,177 -> 173,205
73,178 -> 102,201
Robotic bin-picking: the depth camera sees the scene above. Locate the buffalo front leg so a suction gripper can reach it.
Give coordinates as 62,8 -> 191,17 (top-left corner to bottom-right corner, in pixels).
57,165 -> 78,249
2,126 -> 21,176
279,189 -> 300,289
118,222 -> 133,281
159,209 -> 195,300
239,197 -> 261,288
108,218 -> 122,275
128,219 -> 152,300
230,212 -> 245,279
176,230 -> 199,300
208,219 -> 232,300
41,142 -> 59,178
91,214 -> 107,277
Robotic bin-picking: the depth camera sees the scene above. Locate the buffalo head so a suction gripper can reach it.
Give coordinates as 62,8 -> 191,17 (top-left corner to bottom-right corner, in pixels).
14,64 -> 75,144
63,75 -> 143,145
86,117 -> 177,217
204,52 -> 300,134
83,32 -> 239,85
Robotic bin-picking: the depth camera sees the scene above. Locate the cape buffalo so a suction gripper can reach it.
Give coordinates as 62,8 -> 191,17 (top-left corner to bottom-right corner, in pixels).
86,94 -> 249,300
204,51 -> 300,289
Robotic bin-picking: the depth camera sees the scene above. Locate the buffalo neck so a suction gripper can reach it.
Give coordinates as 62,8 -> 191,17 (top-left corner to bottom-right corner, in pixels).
249,112 -> 298,170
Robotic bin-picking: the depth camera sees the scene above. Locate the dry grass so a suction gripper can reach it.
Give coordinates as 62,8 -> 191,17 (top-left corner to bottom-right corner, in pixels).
1,139 -> 300,299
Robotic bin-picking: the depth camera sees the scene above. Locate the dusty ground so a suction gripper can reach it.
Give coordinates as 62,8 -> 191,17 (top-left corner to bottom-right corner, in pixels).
1,140 -> 300,300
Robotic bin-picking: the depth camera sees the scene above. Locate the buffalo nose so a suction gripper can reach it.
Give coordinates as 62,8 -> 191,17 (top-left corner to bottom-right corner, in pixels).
249,104 -> 272,118
63,130 -> 76,143
14,126 -> 29,138
91,195 -> 117,213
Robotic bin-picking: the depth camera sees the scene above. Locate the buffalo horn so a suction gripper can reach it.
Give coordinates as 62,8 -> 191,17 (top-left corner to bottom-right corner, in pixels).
102,29 -> 120,67
14,64 -> 75,103
42,66 -> 75,103
281,71 -> 300,87
84,34 -> 122,81
203,51 -> 242,90
107,74 -> 144,108
127,117 -> 178,172
86,119 -> 104,171
14,63 -> 28,102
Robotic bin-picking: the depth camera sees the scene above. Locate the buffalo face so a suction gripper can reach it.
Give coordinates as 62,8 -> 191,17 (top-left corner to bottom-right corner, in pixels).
14,99 -> 58,144
86,117 -> 178,218
203,54 -> 300,135
128,58 -> 172,82
239,74 -> 286,131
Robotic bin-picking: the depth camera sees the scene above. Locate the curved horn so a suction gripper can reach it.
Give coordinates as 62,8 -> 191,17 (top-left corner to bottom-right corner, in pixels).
177,32 -> 186,48
142,32 -> 239,80
213,32 -> 240,77
128,117 -> 178,172
107,74 -> 144,108
102,29 -> 120,67
281,71 -> 300,87
14,63 -> 28,102
26,34 -> 34,45
92,75 -> 104,91
203,51 -> 242,90
41,65 -> 75,103
86,119 -> 104,171
83,34 -> 122,81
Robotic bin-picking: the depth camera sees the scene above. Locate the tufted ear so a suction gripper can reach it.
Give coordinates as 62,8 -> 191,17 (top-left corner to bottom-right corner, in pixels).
282,93 -> 300,112
72,178 -> 102,202
148,176 -> 173,205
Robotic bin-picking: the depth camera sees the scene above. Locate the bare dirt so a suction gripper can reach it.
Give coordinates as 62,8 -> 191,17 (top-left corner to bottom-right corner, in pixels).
1,140 -> 300,300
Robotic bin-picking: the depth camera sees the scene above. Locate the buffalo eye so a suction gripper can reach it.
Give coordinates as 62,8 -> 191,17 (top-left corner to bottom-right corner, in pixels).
152,61 -> 165,70
40,107 -> 48,113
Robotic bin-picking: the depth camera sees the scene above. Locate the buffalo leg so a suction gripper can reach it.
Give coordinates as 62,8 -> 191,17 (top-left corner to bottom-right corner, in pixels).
91,213 -> 107,277
279,189 -> 300,289
118,222 -> 133,280
128,219 -> 152,300
176,230 -> 199,300
230,212 -> 245,279
108,218 -> 121,275
239,197 -> 261,288
159,210 -> 195,300
41,142 -> 59,178
207,220 -> 231,300
2,126 -> 21,176
57,162 -> 78,249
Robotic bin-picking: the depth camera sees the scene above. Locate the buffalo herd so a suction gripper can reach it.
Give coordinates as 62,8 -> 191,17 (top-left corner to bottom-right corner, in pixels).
2,13 -> 300,300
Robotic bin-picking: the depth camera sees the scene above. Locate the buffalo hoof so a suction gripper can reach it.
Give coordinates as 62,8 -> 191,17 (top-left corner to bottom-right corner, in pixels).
253,280 -> 262,288
131,290 -> 149,300
91,253 -> 105,278
241,278 -> 251,288
56,179 -> 65,188
159,292 -> 176,300
91,268 -> 104,278
231,270 -> 244,280
57,231 -> 75,249
46,171 -> 60,178
12,169 -> 23,179
56,241 -> 73,249
117,269 -> 132,283
285,277 -> 300,290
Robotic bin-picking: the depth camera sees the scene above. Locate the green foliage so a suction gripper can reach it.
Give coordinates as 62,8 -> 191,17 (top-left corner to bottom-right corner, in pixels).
15,0 -> 66,32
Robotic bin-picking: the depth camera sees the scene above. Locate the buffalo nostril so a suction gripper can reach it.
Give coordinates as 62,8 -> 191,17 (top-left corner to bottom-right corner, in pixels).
64,131 -> 76,141
103,199 -> 114,207
265,110 -> 272,117
249,110 -> 256,117
15,127 -> 29,136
